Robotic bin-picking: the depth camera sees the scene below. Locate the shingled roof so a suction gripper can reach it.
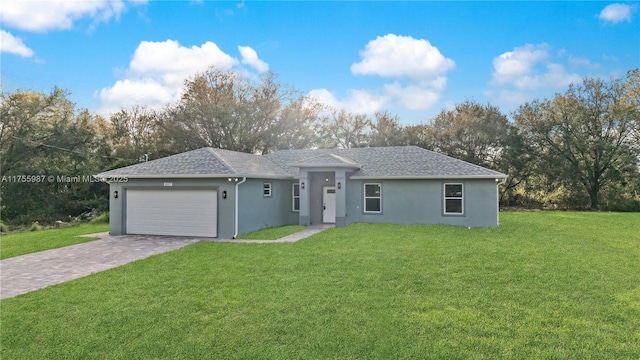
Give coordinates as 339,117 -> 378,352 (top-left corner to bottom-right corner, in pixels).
97,146 -> 507,179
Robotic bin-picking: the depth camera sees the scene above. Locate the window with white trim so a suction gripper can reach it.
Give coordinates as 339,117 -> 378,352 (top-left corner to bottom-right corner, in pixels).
444,183 -> 463,214
263,183 -> 272,197
364,183 -> 382,213
292,183 -> 300,211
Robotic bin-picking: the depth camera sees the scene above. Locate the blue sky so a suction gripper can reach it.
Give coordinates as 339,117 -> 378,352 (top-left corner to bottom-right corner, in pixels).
1,1 -> 638,123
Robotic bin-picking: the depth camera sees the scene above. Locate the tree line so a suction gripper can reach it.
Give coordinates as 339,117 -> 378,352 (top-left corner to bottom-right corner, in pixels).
1,67 -> 638,225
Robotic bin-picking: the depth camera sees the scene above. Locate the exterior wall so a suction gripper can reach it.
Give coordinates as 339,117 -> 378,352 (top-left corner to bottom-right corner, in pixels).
108,178 -> 236,238
297,170 -> 338,226
236,179 -> 299,236
110,177 -> 301,239
345,178 -> 500,228
308,172 -> 335,225
109,176 -> 500,239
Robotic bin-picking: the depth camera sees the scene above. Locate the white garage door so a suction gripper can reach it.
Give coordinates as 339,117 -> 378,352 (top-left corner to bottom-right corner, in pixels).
126,189 -> 217,237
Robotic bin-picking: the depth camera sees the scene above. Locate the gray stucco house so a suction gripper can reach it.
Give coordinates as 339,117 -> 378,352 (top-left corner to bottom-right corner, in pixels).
96,146 -> 507,238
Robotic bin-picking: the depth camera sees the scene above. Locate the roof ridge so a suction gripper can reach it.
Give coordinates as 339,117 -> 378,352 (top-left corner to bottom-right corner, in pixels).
212,148 -> 292,177
206,148 -> 237,173
329,153 -> 357,164
259,152 -> 290,173
418,147 -> 504,175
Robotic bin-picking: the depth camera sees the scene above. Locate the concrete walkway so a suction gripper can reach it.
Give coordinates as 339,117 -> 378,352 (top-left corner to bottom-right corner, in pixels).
0,225 -> 333,299
215,224 -> 334,243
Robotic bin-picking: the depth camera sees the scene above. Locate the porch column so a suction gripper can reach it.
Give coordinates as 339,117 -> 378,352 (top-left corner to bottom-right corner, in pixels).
298,169 -> 310,226
335,169 -> 347,227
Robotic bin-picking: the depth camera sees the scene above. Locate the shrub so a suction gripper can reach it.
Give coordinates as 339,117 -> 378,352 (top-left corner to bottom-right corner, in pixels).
30,222 -> 43,232
603,199 -> 640,212
0,222 -> 9,233
90,212 -> 109,224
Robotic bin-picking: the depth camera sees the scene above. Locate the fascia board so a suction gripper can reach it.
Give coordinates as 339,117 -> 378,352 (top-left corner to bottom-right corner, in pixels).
349,174 -> 508,180
94,173 -> 295,180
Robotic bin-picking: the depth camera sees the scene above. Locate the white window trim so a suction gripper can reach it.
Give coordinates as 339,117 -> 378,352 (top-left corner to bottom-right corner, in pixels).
292,183 -> 300,212
263,182 -> 272,197
363,183 -> 382,213
444,183 -> 464,215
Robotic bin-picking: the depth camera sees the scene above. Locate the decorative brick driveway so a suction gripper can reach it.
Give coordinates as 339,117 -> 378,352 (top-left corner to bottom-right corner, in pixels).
0,226 -> 333,300
0,233 -> 202,299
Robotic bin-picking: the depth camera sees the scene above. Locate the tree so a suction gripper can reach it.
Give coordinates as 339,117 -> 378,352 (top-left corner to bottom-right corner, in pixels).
0,87 -> 73,174
269,95 -> 324,150
425,100 -> 512,169
369,111 -> 405,147
317,109 -> 370,148
404,123 -> 432,149
514,71 -> 640,209
108,106 -> 160,163
157,67 -> 320,155
0,88 -> 108,224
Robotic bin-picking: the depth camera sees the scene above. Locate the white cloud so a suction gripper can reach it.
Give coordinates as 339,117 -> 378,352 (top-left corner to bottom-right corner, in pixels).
568,56 -> 600,69
308,88 -> 387,115
97,79 -> 173,114
238,46 -> 269,73
97,39 -> 268,115
308,81 -> 444,115
598,3 -> 635,23
0,30 -> 34,57
312,34 -> 455,116
487,43 -> 587,108
129,40 -> 238,87
491,44 -> 550,86
511,63 -> 582,90
351,34 -> 455,79
490,89 -> 530,107
491,44 -> 581,90
383,83 -> 442,111
0,0 -> 140,32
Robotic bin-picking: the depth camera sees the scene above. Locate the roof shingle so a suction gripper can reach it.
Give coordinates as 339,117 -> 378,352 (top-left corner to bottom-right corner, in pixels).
97,146 -> 507,179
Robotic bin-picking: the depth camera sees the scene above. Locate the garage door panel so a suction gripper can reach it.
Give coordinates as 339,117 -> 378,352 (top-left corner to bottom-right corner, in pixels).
126,189 -> 217,237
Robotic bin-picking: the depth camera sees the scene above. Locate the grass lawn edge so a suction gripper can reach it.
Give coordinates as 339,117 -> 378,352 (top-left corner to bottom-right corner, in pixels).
236,225 -> 307,240
0,223 -> 109,260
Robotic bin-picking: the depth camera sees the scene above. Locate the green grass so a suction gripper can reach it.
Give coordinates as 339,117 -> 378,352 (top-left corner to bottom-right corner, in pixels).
0,223 -> 109,260
236,225 -> 307,240
1,212 -> 639,359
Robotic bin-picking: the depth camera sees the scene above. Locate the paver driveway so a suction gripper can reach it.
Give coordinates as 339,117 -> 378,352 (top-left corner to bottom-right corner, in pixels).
0,226 -> 334,300
0,233 -> 203,299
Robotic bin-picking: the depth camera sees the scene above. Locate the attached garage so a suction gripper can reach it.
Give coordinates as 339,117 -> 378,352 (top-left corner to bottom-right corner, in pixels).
125,188 -> 217,237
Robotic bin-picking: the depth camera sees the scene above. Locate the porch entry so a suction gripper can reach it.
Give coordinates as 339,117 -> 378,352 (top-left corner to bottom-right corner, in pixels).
323,186 -> 336,223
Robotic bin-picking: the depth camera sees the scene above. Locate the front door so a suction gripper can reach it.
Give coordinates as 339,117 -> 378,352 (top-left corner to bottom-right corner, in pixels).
323,187 -> 336,223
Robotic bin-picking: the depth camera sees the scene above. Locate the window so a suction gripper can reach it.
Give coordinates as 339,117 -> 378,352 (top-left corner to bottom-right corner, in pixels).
444,183 -> 463,214
263,183 -> 272,197
292,183 -> 300,211
364,183 -> 382,213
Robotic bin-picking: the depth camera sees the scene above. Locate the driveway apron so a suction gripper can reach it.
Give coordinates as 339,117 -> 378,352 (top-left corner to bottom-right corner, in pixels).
0,233 -> 202,299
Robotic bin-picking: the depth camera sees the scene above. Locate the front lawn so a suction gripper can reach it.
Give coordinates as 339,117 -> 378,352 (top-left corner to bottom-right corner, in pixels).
0,223 -> 109,260
236,225 -> 307,240
1,212 -> 639,358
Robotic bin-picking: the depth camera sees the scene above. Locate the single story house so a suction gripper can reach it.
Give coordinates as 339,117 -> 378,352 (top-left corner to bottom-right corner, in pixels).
96,146 -> 507,238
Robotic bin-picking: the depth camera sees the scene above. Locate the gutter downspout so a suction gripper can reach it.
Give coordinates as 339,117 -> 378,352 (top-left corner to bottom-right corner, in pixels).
233,177 -> 247,239
496,177 -> 507,226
